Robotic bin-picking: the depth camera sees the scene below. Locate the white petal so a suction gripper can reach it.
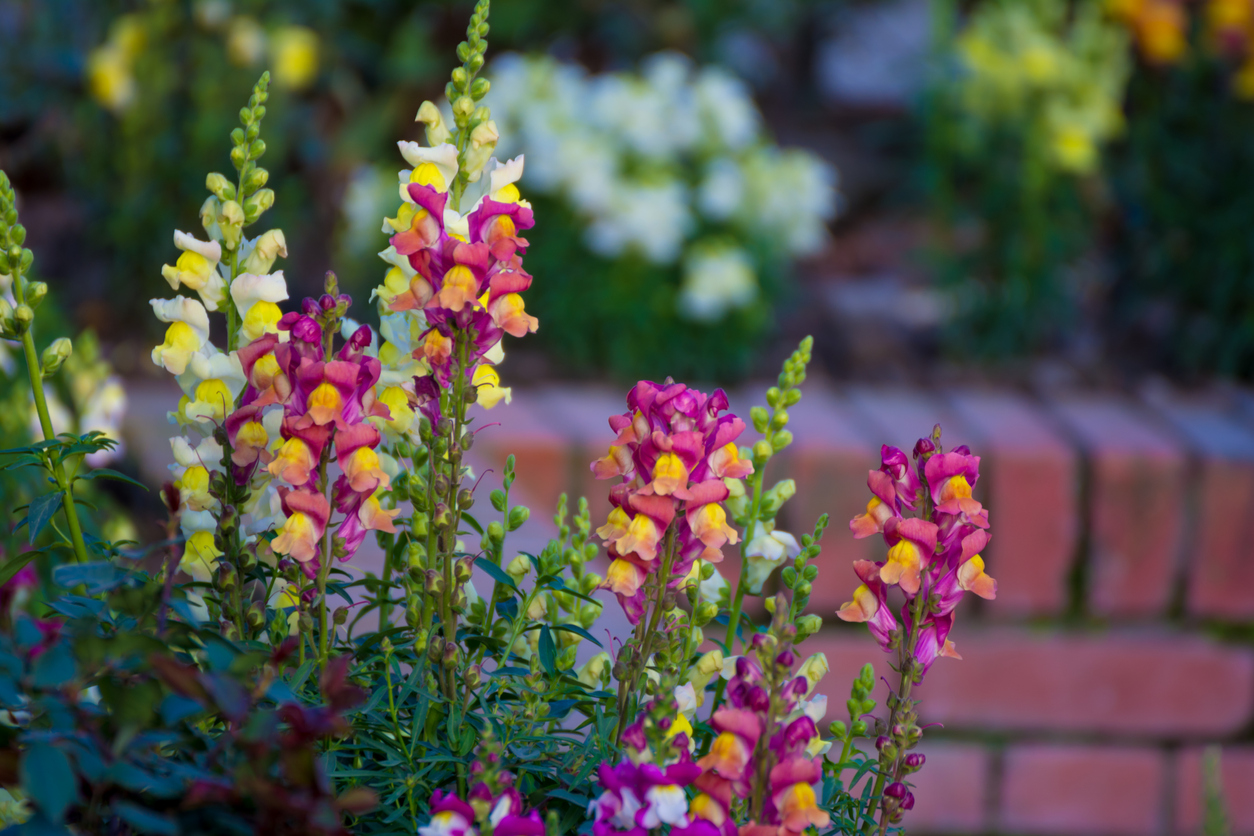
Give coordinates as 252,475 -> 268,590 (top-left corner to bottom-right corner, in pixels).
150,297 -> 210,341
173,229 -> 222,263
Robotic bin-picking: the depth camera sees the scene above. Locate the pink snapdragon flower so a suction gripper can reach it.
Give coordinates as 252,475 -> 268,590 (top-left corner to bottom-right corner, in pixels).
591,381 -> 753,622
838,434 -> 997,678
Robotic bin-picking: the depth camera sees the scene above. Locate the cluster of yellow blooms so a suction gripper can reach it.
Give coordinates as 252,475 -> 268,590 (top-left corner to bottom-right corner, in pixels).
954,0 -> 1131,175
88,9 -> 318,113
1108,0 -> 1254,97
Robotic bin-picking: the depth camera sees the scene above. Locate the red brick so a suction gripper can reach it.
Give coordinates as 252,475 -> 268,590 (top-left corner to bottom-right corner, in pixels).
846,386 -> 976,455
1050,396 -> 1187,617
1142,392 -> 1254,620
472,389 -> 571,517
904,743 -> 991,834
949,391 -> 1079,617
804,627 -> 1254,736
1176,747 -> 1254,836
528,384 -> 628,530
1000,745 -> 1165,836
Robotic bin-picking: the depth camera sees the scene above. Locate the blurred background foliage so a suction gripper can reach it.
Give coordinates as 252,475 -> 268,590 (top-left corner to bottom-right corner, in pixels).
0,0 -> 824,383
4,0 -> 1254,385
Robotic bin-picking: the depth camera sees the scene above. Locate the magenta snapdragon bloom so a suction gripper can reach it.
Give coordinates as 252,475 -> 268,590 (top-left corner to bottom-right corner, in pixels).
589,700 -> 716,836
838,434 -> 997,677
389,177 -> 538,415
418,754 -> 544,836
591,381 -> 754,623
691,642 -> 830,836
229,299 -> 398,568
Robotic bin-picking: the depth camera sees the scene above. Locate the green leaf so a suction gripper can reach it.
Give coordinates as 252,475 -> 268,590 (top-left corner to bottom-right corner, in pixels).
24,492 -> 62,544
550,623 -> 602,648
111,800 -> 179,835
52,562 -> 125,594
461,513 -> 484,536
21,742 -> 76,823
77,468 -> 149,491
0,550 -> 40,588
538,626 -> 556,676
31,644 -> 76,689
475,557 -> 516,591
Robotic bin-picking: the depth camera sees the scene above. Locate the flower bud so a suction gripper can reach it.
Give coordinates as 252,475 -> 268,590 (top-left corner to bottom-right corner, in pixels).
851,720 -> 868,736
507,505 -> 529,531
693,601 -> 718,627
206,172 -> 236,202
442,642 -> 459,668
465,664 -> 483,689
884,782 -> 907,800
904,753 -> 926,769
452,95 -> 475,119
795,613 -> 822,641
454,556 -> 474,584
12,304 -> 33,335
751,405 -> 769,433
243,188 -> 274,223
40,337 -> 72,378
218,200 -> 245,249
463,119 -> 499,180
829,720 -> 848,738
525,595 -> 547,620
486,520 -> 505,543
427,634 -> 446,663
241,228 -> 288,274
760,479 -> 797,515
506,554 -> 530,581
470,77 -> 490,100
752,440 -> 773,464
416,100 -> 452,146
26,281 -> 47,309
333,606 -> 349,626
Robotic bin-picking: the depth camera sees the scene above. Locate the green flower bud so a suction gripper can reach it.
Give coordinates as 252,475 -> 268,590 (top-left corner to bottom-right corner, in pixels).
766,387 -> 782,407
752,440 -> 773,465
507,505 -> 530,531
243,188 -> 274,224
471,77 -> 491,100
579,600 -> 602,629
852,720 -> 868,736
12,304 -> 33,335
9,224 -> 25,246
795,613 -> 822,641
206,172 -> 236,202
771,430 -> 794,451
453,95 -> 475,120
451,67 -> 469,89
693,601 -> 718,627
829,720 -> 848,738
244,167 -> 269,194
487,520 -> 505,543
248,139 -> 266,160
26,281 -> 47,309
751,406 -> 769,434
40,337 -> 72,378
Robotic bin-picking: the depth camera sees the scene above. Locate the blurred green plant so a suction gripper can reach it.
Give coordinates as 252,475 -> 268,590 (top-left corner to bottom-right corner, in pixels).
1106,29 -> 1254,377
924,0 -> 1130,358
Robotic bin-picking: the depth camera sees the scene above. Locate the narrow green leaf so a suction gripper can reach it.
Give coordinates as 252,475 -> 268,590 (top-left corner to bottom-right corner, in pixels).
78,468 -> 149,491
538,625 -> 556,675
549,623 -> 602,648
0,550 -> 40,588
475,557 -> 516,590
25,492 -> 62,544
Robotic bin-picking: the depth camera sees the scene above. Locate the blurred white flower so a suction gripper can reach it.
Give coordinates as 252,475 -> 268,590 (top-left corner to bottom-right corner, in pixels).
678,243 -> 758,322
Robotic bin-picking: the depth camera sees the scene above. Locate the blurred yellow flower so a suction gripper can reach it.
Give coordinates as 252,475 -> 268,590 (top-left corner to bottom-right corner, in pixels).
271,26 -> 319,90
85,15 -> 145,112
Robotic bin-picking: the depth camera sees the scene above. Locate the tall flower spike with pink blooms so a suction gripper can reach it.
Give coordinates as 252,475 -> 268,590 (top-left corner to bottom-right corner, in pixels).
591,380 -> 752,624
589,680 -> 717,836
837,426 -> 997,832
690,618 -> 830,836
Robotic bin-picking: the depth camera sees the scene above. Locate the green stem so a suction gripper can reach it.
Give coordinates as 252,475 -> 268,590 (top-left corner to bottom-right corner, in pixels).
14,281 -> 88,564
614,527 -> 676,743
723,469 -> 765,655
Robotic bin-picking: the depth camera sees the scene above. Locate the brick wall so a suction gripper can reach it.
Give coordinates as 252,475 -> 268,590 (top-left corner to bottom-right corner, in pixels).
472,383 -> 1254,836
